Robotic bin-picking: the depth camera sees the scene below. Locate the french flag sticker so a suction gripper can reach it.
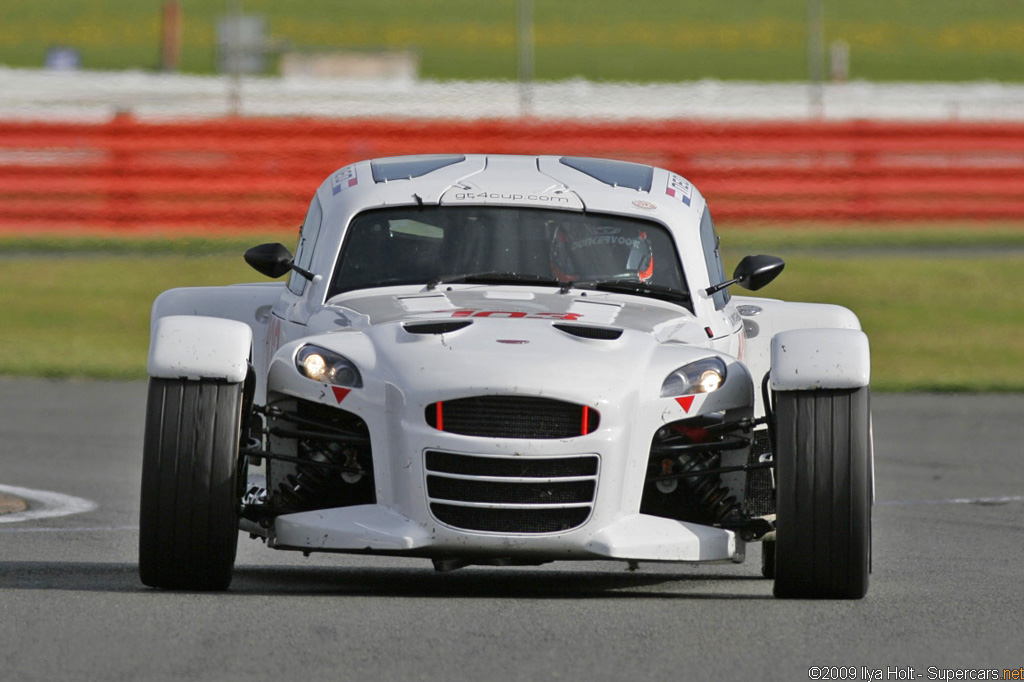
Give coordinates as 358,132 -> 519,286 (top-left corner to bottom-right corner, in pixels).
666,175 -> 692,206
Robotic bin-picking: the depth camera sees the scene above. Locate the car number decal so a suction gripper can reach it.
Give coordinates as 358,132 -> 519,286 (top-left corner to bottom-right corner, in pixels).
448,309 -> 583,321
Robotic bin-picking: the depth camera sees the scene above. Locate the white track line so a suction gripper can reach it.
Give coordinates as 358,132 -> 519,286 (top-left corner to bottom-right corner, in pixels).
0,525 -> 136,533
0,483 -> 98,524
876,495 -> 1024,507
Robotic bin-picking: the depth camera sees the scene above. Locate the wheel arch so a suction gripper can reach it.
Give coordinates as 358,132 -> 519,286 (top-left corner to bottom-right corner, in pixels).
151,284 -> 285,398
769,327 -> 870,392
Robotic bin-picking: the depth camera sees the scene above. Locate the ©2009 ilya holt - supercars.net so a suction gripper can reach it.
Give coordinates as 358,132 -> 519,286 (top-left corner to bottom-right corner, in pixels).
140,154 -> 872,598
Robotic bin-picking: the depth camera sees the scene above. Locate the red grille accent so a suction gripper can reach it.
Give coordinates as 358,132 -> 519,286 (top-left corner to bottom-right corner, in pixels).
425,396 -> 599,439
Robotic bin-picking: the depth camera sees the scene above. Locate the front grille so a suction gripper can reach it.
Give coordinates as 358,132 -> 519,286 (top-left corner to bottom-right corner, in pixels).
425,396 -> 599,438
427,476 -> 596,504
425,451 -> 598,533
430,505 -> 591,534
426,451 -> 598,478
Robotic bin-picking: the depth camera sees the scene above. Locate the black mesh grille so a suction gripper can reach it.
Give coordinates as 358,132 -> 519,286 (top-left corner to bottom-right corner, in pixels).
425,396 -> 598,438
552,323 -> 623,340
403,320 -> 473,335
745,429 -> 775,516
427,476 -> 595,505
426,451 -> 598,478
425,451 -> 598,533
430,504 -> 591,533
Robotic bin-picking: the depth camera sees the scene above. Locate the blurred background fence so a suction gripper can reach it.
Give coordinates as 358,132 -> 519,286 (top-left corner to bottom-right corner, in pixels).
3,117 -> 1024,230
2,0 -> 1024,232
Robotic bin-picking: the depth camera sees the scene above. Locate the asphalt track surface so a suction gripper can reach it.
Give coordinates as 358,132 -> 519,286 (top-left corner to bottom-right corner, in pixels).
1,378 -> 1023,682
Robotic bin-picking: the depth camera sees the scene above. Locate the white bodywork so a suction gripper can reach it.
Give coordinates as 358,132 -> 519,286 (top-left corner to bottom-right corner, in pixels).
148,154 -> 871,567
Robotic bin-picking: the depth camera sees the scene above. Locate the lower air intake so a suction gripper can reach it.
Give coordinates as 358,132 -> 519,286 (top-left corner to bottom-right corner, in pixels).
425,451 -> 599,534
430,504 -> 591,534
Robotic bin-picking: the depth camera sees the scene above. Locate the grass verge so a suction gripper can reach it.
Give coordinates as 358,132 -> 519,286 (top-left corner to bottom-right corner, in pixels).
3,0 -> 1024,81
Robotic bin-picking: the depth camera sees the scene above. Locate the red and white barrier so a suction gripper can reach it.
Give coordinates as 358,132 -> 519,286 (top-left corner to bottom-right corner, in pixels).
2,117 -> 1023,231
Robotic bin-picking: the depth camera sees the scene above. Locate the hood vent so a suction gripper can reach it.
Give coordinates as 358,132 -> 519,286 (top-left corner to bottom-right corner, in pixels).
553,323 -> 623,340
403,320 -> 473,335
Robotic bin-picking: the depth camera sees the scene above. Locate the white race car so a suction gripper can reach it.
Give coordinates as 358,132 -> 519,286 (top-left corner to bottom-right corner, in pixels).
140,154 -> 872,598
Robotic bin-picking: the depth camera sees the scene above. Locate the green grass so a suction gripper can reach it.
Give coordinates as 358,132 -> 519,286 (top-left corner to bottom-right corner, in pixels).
719,222 -> 1024,252
1,0 -> 1023,81
725,254 -> 1024,392
0,252 -> 276,379
719,223 -> 1024,392
2,223 -> 1024,390
0,231 -> 296,256
0,229 -> 292,379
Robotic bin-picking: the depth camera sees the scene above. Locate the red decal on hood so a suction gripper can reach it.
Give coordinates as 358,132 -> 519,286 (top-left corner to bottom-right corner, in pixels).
450,309 -> 582,321
675,396 -> 695,413
332,387 -> 351,403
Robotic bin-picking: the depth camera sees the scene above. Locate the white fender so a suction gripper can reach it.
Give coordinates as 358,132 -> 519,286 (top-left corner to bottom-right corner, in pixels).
769,328 -> 870,391
147,315 -> 252,383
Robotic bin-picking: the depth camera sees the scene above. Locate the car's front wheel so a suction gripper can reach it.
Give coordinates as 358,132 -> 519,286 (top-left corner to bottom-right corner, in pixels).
772,387 -> 871,599
139,378 -> 243,590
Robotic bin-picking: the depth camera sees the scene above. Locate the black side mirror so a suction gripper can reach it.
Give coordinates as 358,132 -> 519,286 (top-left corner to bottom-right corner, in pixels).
732,254 -> 785,291
705,255 -> 785,296
244,243 -> 318,281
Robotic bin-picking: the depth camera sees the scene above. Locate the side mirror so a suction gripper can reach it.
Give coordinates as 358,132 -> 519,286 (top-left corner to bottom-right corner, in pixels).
705,255 -> 785,296
244,243 -> 319,282
732,254 -> 785,291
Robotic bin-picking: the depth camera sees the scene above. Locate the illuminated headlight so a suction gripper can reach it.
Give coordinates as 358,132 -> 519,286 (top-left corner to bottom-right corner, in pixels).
295,345 -> 363,387
660,357 -> 727,397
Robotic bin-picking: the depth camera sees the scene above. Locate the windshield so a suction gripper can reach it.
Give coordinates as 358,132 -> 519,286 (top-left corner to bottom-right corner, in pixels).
328,206 -> 686,299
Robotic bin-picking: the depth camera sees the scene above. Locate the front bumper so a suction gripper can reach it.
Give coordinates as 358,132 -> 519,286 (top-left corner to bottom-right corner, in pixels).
268,503 -> 740,562
255,345 -> 753,564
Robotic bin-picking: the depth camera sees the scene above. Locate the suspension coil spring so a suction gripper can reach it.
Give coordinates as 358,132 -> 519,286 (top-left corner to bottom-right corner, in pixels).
674,451 -> 743,525
272,440 -> 362,511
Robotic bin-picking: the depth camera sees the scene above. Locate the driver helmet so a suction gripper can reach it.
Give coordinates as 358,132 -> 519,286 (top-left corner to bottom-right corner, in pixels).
551,222 -> 654,283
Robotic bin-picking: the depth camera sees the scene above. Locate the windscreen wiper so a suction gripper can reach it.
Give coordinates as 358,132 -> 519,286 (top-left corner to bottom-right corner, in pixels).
574,279 -> 692,307
426,272 -> 569,291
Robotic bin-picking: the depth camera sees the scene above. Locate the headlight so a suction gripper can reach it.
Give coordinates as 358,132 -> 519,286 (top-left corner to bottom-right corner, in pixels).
660,357 -> 727,397
295,345 -> 363,387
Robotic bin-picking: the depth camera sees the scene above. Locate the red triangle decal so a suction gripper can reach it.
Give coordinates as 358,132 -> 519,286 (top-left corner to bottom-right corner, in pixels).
676,396 -> 695,413
331,386 -> 351,403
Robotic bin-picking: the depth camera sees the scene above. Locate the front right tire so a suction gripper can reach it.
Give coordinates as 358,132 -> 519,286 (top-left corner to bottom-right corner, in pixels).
772,387 -> 872,599
139,378 -> 243,591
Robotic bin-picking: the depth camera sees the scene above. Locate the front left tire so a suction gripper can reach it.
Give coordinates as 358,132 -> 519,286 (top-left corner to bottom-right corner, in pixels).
772,387 -> 872,599
139,378 -> 244,590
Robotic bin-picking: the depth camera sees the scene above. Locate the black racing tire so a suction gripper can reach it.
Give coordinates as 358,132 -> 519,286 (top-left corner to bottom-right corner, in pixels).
760,539 -> 775,579
139,378 -> 243,590
773,387 -> 871,599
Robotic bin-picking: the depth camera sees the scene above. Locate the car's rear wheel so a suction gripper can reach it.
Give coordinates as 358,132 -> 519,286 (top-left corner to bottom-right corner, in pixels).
772,387 -> 871,599
139,378 -> 243,590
